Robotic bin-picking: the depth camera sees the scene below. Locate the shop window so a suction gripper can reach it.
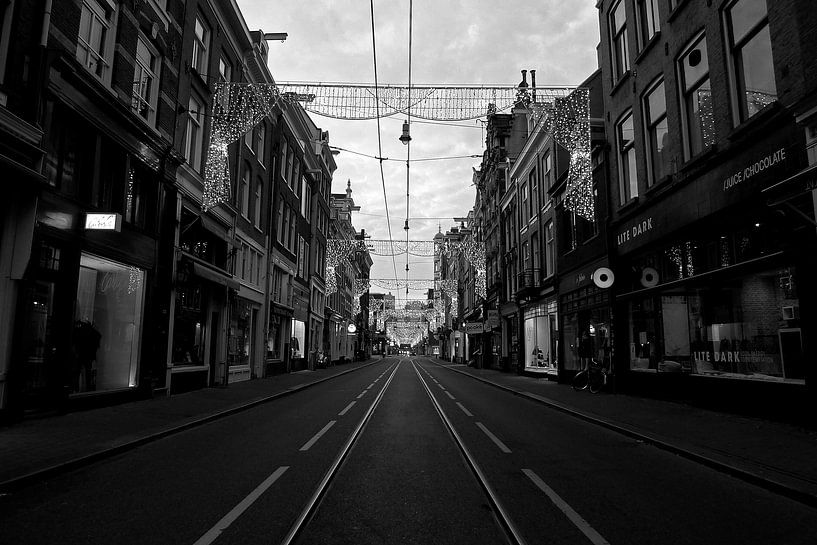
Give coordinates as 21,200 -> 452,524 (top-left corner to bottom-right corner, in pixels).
636,0 -> 660,50
291,319 -> 305,359
77,0 -> 117,84
616,111 -> 638,204
132,36 -> 160,125
725,0 -> 776,122
125,162 -> 155,230
679,34 -> 715,158
267,315 -> 282,360
643,79 -> 670,185
73,253 -> 144,392
228,300 -> 252,367
523,303 -> 558,372
609,0 -> 630,82
628,267 -> 804,381
172,284 -> 205,365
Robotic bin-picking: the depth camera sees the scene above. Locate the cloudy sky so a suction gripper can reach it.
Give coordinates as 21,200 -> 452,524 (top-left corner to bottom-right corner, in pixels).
238,0 -> 600,301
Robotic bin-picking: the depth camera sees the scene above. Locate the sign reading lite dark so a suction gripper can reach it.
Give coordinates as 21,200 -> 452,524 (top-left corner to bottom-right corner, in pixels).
85,213 -> 122,232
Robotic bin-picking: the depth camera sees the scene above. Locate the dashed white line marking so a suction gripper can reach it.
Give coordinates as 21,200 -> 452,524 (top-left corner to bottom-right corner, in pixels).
367,383 -> 375,389
522,469 -> 611,545
438,384 -> 446,391
456,402 -> 473,417
193,466 -> 289,545
338,401 -> 356,416
445,391 -> 455,400
356,391 -> 367,399
299,421 -> 336,451
476,422 -> 512,453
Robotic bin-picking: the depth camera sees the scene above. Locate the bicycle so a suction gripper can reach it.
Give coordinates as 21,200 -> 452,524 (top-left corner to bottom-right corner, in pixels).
571,359 -> 609,393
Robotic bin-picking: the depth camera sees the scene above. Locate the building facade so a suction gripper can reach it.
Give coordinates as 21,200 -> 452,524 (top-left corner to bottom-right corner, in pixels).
598,0 -> 817,411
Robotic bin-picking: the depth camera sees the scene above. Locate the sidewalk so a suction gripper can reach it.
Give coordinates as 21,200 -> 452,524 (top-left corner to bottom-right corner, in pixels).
0,358 -> 381,491
435,360 -> 817,507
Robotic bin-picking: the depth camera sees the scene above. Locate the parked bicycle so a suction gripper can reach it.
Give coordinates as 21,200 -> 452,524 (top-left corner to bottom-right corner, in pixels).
571,358 -> 609,393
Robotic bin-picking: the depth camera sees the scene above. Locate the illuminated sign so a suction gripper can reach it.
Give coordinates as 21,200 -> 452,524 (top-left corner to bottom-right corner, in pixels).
85,213 -> 122,232
347,323 -> 357,334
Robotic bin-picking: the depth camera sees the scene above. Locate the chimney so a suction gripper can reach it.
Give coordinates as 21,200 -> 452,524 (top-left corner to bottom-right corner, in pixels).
530,70 -> 536,103
518,69 -> 528,89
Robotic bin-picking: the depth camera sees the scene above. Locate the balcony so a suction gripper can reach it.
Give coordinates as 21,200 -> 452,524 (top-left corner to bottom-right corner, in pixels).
515,268 -> 543,300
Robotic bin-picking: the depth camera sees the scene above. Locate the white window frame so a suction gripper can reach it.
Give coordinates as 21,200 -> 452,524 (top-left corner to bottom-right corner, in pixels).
616,110 -> 639,205
677,32 -> 714,160
643,79 -> 669,186
185,94 -> 204,172
192,14 -> 210,76
254,178 -> 262,227
76,0 -> 117,85
132,36 -> 161,126
609,0 -> 630,82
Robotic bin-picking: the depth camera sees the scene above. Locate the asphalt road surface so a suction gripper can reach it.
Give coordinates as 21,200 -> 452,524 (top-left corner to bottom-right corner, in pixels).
2,356 -> 816,544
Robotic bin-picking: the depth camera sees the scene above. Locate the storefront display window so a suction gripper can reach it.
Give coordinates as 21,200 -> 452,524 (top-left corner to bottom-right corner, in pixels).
562,286 -> 611,372
291,319 -> 305,359
628,266 -> 804,382
73,253 -> 144,393
523,301 -> 558,372
267,314 -> 283,360
229,299 -> 253,367
172,284 -> 205,365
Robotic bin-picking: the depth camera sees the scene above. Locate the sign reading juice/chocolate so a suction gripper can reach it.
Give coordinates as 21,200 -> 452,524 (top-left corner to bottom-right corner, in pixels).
722,147 -> 787,192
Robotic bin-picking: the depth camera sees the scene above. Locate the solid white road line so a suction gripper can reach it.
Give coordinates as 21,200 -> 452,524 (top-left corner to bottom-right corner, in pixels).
445,391 -> 455,400
456,402 -> 473,417
522,469 -> 611,545
193,466 -> 289,545
338,401 -> 356,416
476,422 -> 512,453
299,421 -> 336,451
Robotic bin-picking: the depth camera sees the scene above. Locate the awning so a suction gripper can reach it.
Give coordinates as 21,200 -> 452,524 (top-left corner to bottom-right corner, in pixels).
199,214 -> 232,244
762,163 -> 817,202
191,262 -> 240,290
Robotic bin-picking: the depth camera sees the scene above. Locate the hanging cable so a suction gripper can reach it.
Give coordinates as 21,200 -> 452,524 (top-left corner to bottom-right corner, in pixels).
369,0 -> 401,304
404,0 -> 413,298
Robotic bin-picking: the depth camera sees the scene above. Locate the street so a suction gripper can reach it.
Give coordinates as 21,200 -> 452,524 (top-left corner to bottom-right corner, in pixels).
2,356 -> 816,545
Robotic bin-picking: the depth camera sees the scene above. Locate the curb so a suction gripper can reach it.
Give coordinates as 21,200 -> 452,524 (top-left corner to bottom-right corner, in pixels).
435,362 -> 817,509
0,360 -> 383,493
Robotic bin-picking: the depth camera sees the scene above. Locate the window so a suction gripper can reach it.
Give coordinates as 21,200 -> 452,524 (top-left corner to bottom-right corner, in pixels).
280,140 -> 289,180
240,166 -> 250,217
192,15 -> 210,75
132,37 -> 160,125
679,35 -> 715,158
616,111 -> 638,204
244,127 -> 253,150
185,95 -> 204,172
609,0 -> 630,81
217,56 -> 232,109
302,183 -> 311,221
643,80 -> 670,185
545,221 -> 554,277
282,206 -> 290,248
543,153 -> 552,192
257,124 -> 266,165
285,146 -> 294,187
528,168 -> 537,221
520,181 -> 529,224
77,0 -> 116,83
276,201 -> 284,243
637,0 -> 660,50
726,0 -> 776,122
254,179 -> 262,226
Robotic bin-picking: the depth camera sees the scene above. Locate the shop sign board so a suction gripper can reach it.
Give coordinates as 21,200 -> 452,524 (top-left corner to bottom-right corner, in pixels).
85,213 -> 122,232
464,322 -> 484,334
487,310 -> 500,329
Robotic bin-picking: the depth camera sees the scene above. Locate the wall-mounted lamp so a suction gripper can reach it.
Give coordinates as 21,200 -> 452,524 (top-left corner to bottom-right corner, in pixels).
264,32 -> 288,42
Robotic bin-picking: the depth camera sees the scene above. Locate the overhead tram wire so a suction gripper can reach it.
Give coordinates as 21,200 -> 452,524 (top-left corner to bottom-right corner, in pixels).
369,0 -> 401,302
405,0 -> 413,297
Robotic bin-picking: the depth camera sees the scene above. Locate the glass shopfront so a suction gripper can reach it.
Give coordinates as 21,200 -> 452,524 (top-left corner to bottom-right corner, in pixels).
229,298 -> 253,368
561,285 -> 611,372
523,300 -> 558,373
291,319 -> 306,360
73,253 -> 145,392
628,265 -> 804,382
